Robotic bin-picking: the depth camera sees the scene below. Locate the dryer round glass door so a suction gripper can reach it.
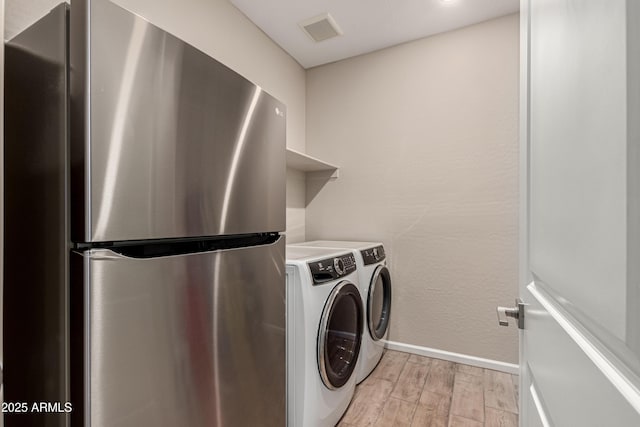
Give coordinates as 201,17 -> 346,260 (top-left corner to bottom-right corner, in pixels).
318,281 -> 363,390
368,265 -> 392,341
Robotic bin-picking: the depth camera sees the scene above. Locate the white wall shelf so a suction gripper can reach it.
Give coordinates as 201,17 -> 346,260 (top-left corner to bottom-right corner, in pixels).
286,148 -> 339,178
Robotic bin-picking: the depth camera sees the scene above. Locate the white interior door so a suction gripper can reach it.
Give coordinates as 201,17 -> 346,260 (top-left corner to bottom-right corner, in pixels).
520,0 -> 640,426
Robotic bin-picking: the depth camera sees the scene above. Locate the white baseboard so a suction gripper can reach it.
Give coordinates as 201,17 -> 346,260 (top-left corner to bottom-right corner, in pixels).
384,340 -> 519,375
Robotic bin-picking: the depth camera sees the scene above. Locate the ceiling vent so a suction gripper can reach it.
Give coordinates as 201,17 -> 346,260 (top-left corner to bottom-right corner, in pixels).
299,13 -> 343,42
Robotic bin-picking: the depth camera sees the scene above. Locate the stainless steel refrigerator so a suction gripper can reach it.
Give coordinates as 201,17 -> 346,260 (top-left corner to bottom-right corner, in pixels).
4,1 -> 286,426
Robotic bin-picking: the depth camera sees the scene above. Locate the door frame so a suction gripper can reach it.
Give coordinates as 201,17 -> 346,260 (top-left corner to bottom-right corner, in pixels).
519,1 -> 640,425
518,0 -> 531,423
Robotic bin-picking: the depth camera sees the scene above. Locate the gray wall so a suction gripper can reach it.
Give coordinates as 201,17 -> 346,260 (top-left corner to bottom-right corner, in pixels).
305,14 -> 520,363
286,168 -> 306,243
4,0 -> 308,240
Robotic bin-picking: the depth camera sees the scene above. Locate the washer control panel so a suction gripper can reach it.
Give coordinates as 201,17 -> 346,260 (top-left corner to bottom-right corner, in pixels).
308,253 -> 357,284
361,245 -> 386,265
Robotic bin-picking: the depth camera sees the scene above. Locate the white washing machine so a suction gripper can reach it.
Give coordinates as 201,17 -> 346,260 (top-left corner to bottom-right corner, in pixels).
286,246 -> 364,427
292,241 -> 392,384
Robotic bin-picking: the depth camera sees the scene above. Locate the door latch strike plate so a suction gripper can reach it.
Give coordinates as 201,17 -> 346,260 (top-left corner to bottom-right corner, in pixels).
497,298 -> 525,329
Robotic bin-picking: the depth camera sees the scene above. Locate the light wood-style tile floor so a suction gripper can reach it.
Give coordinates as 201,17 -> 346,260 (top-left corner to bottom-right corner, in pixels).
337,350 -> 518,427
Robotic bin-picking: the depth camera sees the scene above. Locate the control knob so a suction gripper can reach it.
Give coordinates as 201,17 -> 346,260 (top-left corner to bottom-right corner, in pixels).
334,258 -> 345,275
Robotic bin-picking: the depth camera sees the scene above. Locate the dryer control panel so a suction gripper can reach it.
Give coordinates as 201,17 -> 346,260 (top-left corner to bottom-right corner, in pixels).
308,253 -> 357,284
361,245 -> 386,265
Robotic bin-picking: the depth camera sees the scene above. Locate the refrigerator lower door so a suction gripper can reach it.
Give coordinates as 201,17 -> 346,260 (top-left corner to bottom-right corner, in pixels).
71,237 -> 285,427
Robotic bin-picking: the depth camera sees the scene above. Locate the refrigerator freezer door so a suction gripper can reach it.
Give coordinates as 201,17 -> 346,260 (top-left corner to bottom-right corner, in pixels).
70,0 -> 286,243
72,237 -> 285,427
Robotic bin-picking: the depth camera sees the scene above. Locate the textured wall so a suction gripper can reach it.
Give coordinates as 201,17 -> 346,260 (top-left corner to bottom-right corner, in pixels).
286,168 -> 306,243
5,0 -> 307,239
4,0 -> 56,39
306,14 -> 520,363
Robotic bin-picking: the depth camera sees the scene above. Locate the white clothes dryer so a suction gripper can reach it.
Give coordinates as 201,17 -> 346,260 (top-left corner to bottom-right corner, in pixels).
286,246 -> 364,427
292,241 -> 392,384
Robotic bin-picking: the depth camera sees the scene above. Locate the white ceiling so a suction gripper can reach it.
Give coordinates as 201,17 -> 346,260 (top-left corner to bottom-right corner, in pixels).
229,0 -> 519,69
